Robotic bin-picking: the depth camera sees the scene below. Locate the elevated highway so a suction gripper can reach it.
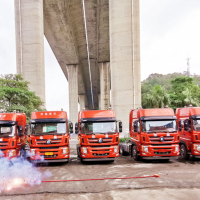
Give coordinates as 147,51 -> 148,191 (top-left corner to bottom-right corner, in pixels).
14,0 -> 141,129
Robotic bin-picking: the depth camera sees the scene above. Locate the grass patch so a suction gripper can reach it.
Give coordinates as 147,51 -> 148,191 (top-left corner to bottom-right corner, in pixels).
119,137 -> 131,143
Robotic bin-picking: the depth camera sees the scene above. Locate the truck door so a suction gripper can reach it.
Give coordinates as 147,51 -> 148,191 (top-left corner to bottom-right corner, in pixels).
183,119 -> 191,150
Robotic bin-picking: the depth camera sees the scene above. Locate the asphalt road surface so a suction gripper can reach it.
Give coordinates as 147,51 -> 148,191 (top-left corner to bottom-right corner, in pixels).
1,139 -> 200,200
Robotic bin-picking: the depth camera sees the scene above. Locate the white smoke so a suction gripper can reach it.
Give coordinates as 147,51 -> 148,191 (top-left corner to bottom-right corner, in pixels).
0,151 -> 51,192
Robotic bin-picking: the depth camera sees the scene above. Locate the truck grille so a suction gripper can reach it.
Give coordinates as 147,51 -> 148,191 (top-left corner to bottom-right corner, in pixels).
154,152 -> 171,155
149,136 -> 174,142
39,147 -> 59,149
36,139 -> 61,145
92,153 -> 109,156
0,142 -> 8,147
88,138 -> 113,144
44,154 -> 58,158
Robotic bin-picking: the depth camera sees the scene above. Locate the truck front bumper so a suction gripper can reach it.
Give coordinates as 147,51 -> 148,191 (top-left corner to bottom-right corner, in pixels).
29,146 -> 69,162
140,144 -> 180,159
141,156 -> 179,160
32,158 -> 69,163
80,145 -> 119,161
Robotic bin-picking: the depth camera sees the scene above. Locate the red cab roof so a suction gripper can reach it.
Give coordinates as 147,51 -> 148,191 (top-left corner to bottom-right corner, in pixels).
0,113 -> 26,126
130,108 -> 175,119
79,110 -> 115,120
176,107 -> 200,119
31,111 -> 68,120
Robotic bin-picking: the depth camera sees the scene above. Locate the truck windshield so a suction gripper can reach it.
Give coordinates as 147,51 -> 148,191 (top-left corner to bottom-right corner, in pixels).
81,122 -> 117,134
142,120 -> 177,133
193,119 -> 200,131
31,123 -> 66,135
0,125 -> 15,137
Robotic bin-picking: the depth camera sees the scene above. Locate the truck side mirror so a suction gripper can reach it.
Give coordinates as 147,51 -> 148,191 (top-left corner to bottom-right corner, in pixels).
184,120 -> 189,131
25,125 -> 29,135
119,121 -> 122,133
69,122 -> 73,133
75,122 -> 78,134
179,120 -> 183,131
17,126 -> 23,137
137,122 -> 140,133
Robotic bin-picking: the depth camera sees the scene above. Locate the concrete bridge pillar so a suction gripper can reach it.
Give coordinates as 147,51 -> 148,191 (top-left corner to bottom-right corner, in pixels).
99,62 -> 111,110
109,0 -> 141,130
14,0 -> 45,105
67,65 -> 78,126
79,95 -> 85,111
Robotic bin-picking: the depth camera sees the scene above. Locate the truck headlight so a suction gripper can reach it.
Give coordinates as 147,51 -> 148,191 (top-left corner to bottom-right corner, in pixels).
194,144 -> 200,151
175,145 -> 179,152
31,149 -> 35,156
9,150 -> 16,157
63,147 -> 68,154
82,147 -> 87,154
142,146 -> 148,152
114,146 -> 118,153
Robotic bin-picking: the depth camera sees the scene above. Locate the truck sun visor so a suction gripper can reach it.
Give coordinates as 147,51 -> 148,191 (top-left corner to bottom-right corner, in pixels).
30,118 -> 67,123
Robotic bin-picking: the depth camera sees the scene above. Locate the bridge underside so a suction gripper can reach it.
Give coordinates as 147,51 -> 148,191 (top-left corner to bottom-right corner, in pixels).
43,0 -> 110,111
15,0 -> 141,129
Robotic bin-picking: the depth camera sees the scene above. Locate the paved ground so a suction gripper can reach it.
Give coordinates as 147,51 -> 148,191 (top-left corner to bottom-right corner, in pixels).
1,139 -> 200,199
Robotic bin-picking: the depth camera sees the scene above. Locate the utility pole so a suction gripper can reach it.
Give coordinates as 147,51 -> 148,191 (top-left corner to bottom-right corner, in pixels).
186,57 -> 191,77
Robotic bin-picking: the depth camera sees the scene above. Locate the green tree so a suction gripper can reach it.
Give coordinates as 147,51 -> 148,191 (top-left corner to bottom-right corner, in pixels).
169,76 -> 200,109
0,74 -> 44,122
143,85 -> 170,108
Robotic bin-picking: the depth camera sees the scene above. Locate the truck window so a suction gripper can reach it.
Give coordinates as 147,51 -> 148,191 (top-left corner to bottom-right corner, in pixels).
0,125 -> 15,137
142,120 -> 177,133
31,123 -> 66,135
193,119 -> 200,131
81,122 -> 117,134
184,120 -> 191,131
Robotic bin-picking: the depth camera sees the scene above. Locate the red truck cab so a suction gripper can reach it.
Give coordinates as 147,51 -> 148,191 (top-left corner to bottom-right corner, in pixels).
29,111 -> 73,163
75,110 -> 122,162
176,107 -> 200,159
130,108 -> 179,160
0,112 -> 27,159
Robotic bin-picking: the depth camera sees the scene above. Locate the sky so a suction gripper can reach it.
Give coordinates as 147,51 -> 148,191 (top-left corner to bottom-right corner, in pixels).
0,0 -> 200,112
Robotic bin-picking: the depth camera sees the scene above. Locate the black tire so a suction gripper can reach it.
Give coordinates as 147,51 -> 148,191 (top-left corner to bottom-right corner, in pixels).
132,145 -> 140,161
180,144 -> 189,160
77,147 -> 80,158
119,145 -> 125,156
19,148 -> 26,159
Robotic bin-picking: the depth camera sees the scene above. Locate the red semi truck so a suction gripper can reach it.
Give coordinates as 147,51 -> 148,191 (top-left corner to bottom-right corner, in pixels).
176,106 -> 200,160
128,108 -> 179,160
29,111 -> 73,163
75,110 -> 122,162
0,112 -> 27,159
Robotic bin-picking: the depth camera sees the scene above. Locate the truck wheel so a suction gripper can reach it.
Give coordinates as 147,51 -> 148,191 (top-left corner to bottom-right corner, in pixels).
132,145 -> 140,161
119,145 -> 125,156
180,144 -> 189,160
19,148 -> 26,159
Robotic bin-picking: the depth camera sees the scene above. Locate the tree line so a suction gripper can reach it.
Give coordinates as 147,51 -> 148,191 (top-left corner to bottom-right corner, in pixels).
142,73 -> 200,110
0,74 -> 43,122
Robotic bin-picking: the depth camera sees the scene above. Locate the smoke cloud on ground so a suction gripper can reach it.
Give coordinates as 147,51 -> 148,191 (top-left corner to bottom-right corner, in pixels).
0,151 -> 51,192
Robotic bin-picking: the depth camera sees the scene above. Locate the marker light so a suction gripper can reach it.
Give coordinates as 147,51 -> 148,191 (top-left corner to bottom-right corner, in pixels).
175,145 -> 179,152
9,150 -> 16,157
31,149 -> 36,156
114,146 -> 118,153
194,144 -> 200,151
63,147 -> 68,154
142,146 -> 148,153
81,147 -> 87,154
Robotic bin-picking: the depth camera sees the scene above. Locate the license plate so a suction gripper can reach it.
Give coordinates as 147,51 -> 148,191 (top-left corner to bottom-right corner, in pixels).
45,152 -> 53,156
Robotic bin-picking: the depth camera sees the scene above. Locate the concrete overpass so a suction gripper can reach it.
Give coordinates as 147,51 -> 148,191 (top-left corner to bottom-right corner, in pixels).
14,0 -> 141,130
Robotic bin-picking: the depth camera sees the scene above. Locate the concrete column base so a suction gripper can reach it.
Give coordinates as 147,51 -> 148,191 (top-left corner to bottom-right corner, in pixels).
14,0 -> 45,106
79,95 -> 86,111
67,65 -> 78,126
99,62 -> 110,110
